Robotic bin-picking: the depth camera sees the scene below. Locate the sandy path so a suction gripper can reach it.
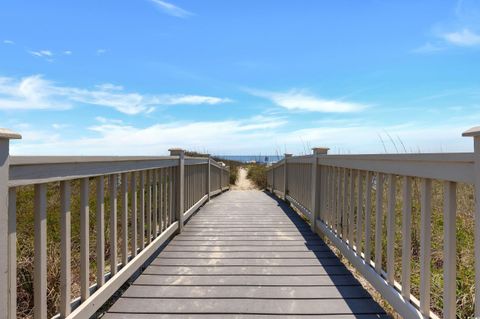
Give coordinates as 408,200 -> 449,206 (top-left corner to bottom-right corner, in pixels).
231,167 -> 257,190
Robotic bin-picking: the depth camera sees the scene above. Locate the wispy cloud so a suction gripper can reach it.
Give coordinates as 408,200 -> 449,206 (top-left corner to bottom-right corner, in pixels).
63,50 -> 72,55
3,40 -> 14,45
0,74 -> 231,114
96,49 -> 107,55
29,50 -> 53,57
10,115 -> 287,155
248,89 -> 367,113
412,42 -> 445,54
441,28 -> 480,46
150,0 -> 192,18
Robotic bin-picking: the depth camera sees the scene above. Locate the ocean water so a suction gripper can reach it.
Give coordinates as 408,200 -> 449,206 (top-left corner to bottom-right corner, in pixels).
214,155 -> 283,164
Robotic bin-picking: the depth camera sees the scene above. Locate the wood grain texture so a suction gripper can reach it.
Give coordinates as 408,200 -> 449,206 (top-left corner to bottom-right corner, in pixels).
105,190 -> 386,317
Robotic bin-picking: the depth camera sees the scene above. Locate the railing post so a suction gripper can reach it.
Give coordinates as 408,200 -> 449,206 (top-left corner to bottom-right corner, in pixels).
169,148 -> 185,234
311,147 -> 329,232
207,155 -> 211,201
463,126 -> 480,318
283,153 -> 292,200
0,128 -> 21,319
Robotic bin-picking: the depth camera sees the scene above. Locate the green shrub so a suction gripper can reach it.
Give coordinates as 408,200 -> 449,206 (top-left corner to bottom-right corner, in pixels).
246,164 -> 267,189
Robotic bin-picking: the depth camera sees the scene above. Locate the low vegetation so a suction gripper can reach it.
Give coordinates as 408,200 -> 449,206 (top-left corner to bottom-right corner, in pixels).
246,164 -> 268,189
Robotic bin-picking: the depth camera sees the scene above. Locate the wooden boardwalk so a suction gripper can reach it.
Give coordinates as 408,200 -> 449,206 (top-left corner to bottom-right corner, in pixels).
104,190 -> 388,318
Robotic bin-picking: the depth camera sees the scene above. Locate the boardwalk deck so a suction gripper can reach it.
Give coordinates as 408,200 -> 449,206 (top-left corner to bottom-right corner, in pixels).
104,190 -> 388,318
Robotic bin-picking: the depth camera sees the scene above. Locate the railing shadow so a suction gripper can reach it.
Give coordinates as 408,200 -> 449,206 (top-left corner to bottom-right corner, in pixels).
262,190 -> 389,318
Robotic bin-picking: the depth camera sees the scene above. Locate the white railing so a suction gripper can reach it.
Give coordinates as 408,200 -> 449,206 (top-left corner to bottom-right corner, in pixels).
266,129 -> 480,319
0,130 -> 230,319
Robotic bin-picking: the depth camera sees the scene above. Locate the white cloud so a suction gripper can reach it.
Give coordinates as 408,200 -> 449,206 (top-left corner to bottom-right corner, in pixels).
412,42 -> 445,54
3,40 -> 14,45
52,123 -> 69,129
8,118 -> 475,156
10,116 -> 287,155
249,89 -> 367,113
96,49 -> 107,55
0,74 -> 231,114
29,50 -> 53,57
63,50 -> 72,55
150,0 -> 192,18
441,28 -> 480,46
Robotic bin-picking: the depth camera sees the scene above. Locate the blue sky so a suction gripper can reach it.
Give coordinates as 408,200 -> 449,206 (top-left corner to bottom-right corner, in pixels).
1,0 -> 480,155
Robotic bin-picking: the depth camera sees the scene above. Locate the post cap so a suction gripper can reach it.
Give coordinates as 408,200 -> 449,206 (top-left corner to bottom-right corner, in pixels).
168,148 -> 185,156
0,128 -> 21,140
312,147 -> 329,155
462,126 -> 480,137
284,153 -> 293,158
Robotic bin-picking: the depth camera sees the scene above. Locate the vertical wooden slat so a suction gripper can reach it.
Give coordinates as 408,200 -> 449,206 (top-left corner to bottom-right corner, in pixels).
80,178 -> 89,301
342,168 -> 348,240
109,175 -> 118,276
419,178 -> 432,316
131,172 -> 137,256
364,171 -> 372,264
356,171 -> 363,253
168,167 -> 174,224
332,167 -> 337,231
60,181 -> 71,317
96,176 -> 105,287
34,183 -> 47,319
139,171 -> 145,250
348,169 -> 356,247
330,167 -> 335,230
7,188 -> 16,319
386,174 -> 396,285
443,181 -> 457,319
153,170 -> 158,237
121,173 -> 128,266
160,169 -> 164,231
401,176 -> 412,299
374,173 -> 383,274
336,168 -> 342,234
146,171 -> 152,244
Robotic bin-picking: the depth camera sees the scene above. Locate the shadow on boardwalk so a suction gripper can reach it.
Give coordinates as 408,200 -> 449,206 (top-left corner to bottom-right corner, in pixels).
104,190 -> 389,318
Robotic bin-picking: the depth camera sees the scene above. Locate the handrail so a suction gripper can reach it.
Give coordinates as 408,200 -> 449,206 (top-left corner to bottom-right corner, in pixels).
0,134 -> 230,319
266,129 -> 480,319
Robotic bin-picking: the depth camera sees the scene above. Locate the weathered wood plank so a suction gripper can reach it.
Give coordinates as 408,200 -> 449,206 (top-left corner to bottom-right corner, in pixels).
105,190 -> 386,317
108,298 -> 385,315
122,285 -> 370,299
150,258 -> 343,266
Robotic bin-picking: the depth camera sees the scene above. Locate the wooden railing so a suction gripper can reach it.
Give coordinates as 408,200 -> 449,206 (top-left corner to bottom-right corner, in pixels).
0,131 -> 229,319
266,129 -> 480,319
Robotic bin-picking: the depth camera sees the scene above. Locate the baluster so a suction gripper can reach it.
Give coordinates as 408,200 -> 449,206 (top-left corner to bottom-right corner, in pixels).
60,181 -> 71,317
342,169 -> 348,240
349,169 -> 356,247
139,171 -> 145,250
130,172 -> 137,257
121,173 -> 128,266
420,178 -> 432,316
34,183 -> 47,319
80,178 -> 89,301
443,181 -> 457,318
147,171 -> 152,244
336,168 -> 342,234
153,170 -> 158,237
356,171 -> 363,253
374,172 -> 383,274
332,167 -> 338,232
96,176 -> 105,287
386,174 -> 396,285
109,175 -> 118,276
401,176 -> 412,299
364,171 -> 372,264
